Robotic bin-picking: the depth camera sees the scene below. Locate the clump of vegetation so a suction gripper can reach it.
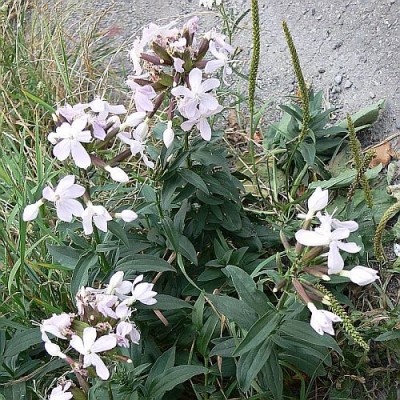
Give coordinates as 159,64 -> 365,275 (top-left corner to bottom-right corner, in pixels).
1,1 -> 399,399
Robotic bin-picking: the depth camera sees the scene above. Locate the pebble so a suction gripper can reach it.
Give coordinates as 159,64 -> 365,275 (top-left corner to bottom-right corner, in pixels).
334,74 -> 343,84
333,40 -> 343,50
369,92 -> 376,99
331,85 -> 341,94
344,79 -> 353,88
318,68 -> 326,73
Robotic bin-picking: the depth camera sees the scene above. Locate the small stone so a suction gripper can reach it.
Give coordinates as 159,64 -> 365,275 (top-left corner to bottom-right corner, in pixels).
344,80 -> 353,88
331,85 -> 341,94
369,92 -> 376,99
334,74 -> 343,84
333,40 -> 343,50
318,68 -> 326,73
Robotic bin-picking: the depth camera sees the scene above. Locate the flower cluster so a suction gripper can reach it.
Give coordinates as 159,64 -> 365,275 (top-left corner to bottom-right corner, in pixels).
127,17 -> 234,146
293,187 -> 379,336
23,175 -> 137,234
41,272 -> 156,397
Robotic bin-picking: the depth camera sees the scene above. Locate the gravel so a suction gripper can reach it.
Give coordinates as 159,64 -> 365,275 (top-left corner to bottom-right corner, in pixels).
40,0 -> 400,142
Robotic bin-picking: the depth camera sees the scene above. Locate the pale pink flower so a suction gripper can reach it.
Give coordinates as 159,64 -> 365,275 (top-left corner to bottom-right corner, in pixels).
204,29 -> 234,53
181,105 -> 223,141
82,202 -> 112,235
40,313 -> 72,342
114,321 -> 140,347
126,81 -> 156,113
119,275 -> 157,308
171,68 -> 220,119
307,303 -> 341,335
117,133 -> 155,169
52,117 -> 92,169
44,342 -> 67,359
88,97 -> 126,121
48,382 -> 73,400
105,271 -> 133,297
205,41 -> 234,83
95,294 -> 119,319
70,327 -> 117,380
120,111 -> 146,131
42,175 -> 85,222
57,103 -> 88,122
183,16 -> 199,35
173,57 -> 185,73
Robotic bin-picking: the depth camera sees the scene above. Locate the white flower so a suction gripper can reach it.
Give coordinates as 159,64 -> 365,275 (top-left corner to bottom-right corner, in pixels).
115,210 -> 138,223
171,68 -> 220,119
114,321 -> 140,347
44,342 -> 67,359
56,103 -> 88,122
339,266 -> 379,286
117,133 -> 154,169
199,0 -> 222,8
163,121 -> 175,148
120,275 -> 157,307
307,302 -> 341,335
82,202 -> 112,235
70,327 -> 117,380
42,175 -> 85,222
181,105 -> 223,141
104,165 -> 129,183
95,294 -> 119,319
395,243 -> 400,257
23,199 -> 44,221
298,187 -> 329,220
129,38 -> 145,76
52,117 -> 92,169
105,271 -> 133,297
88,97 -> 126,120
40,313 -> 72,342
75,286 -> 104,315
205,41 -> 234,83
173,57 -> 185,73
295,218 -> 361,274
126,81 -> 156,113
48,382 -> 73,400
120,111 -> 147,131
204,29 -> 234,53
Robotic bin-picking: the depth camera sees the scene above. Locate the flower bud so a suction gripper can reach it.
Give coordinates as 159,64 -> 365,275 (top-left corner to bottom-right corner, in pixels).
163,121 -> 175,148
339,266 -> 379,286
115,210 -> 138,222
104,166 -> 129,183
23,199 -> 44,221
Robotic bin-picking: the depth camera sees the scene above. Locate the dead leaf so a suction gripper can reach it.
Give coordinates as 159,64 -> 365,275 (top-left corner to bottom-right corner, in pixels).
369,141 -> 392,167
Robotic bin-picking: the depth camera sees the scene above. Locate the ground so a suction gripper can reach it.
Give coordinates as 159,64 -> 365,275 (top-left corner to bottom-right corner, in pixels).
46,0 -> 400,141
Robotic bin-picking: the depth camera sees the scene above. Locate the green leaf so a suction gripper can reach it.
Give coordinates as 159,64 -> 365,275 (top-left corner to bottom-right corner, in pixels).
179,169 -> 209,194
374,330 -> 400,341
70,252 -> 99,297
22,90 -> 56,113
136,294 -> 192,310
299,141 -> 316,166
147,365 -> 207,398
234,313 -> 281,356
196,314 -> 219,357
206,294 -> 257,330
4,328 -> 42,357
225,265 -> 272,316
337,99 -> 385,129
47,245 -> 84,270
280,320 -> 342,354
237,339 -> 273,392
192,293 -> 205,330
178,234 -> 198,265
146,347 -> 176,390
117,255 -> 176,273
107,221 -> 130,247
260,348 -> 283,399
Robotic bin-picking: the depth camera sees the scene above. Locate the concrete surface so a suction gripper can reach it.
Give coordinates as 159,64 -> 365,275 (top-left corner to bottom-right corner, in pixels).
42,0 -> 400,140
